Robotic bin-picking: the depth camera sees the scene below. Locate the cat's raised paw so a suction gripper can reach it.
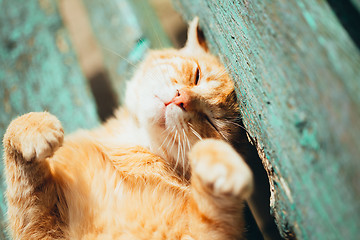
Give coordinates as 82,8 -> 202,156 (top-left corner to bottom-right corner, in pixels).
4,112 -> 64,162
189,139 -> 253,198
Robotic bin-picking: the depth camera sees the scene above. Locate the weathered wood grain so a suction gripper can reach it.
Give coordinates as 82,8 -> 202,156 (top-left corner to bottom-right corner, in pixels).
173,0 -> 360,239
82,0 -> 172,103
0,0 -> 100,237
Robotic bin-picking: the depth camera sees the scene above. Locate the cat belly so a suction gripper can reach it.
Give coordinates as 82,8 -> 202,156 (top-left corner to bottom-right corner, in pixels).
58,156 -> 188,240
65,170 -> 190,239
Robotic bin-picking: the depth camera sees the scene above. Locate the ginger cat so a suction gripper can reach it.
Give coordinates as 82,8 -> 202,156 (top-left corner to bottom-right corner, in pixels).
3,18 -> 253,239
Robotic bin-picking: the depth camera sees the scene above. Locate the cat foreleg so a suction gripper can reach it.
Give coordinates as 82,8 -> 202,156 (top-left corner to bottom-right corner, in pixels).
3,112 -> 66,239
188,139 -> 253,240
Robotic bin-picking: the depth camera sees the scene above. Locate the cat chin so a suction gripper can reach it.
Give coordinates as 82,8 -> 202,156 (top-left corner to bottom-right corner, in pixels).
164,104 -> 188,129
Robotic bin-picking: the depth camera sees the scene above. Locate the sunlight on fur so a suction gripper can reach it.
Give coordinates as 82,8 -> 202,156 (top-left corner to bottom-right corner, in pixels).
3,18 -> 253,239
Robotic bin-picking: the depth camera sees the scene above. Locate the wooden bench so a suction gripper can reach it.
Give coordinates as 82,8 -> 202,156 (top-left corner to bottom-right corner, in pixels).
1,0 -> 359,239
173,0 -> 360,239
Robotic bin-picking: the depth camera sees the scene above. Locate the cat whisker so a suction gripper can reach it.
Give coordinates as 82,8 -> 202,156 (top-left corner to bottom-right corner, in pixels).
178,130 -> 183,177
187,123 -> 202,140
102,47 -> 138,68
103,42 -> 170,88
224,63 -> 233,72
138,2 -> 164,49
168,128 -> 178,172
180,130 -> 186,178
158,127 -> 174,152
219,116 -> 243,121
182,129 -> 191,177
213,68 -> 230,79
137,3 -> 171,84
219,119 -> 244,128
190,127 -> 202,141
174,130 -> 181,172
169,128 -> 177,154
223,60 -> 237,73
164,126 -> 176,149
216,118 -> 250,135
216,119 -> 256,145
205,116 -> 229,142
114,180 -> 123,195
183,129 -> 191,152
178,129 -> 185,178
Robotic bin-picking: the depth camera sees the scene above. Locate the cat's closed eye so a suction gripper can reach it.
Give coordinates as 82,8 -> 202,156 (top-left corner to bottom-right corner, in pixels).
194,66 -> 200,85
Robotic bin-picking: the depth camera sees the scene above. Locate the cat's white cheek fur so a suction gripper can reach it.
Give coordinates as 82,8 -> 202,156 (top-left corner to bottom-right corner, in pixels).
126,68 -> 182,129
141,92 -> 166,125
125,78 -> 160,124
165,104 -> 188,129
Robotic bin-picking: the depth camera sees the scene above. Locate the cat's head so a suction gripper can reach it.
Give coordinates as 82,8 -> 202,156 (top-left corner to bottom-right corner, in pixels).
125,18 -> 242,173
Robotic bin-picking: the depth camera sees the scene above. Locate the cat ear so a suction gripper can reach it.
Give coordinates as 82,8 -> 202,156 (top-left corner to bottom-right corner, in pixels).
182,17 -> 209,54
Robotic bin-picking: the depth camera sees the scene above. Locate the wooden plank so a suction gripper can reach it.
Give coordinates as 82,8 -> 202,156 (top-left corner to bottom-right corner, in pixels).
350,0 -> 360,12
327,0 -> 360,50
173,0 -> 360,239
81,0 -> 172,103
0,0 -> 100,237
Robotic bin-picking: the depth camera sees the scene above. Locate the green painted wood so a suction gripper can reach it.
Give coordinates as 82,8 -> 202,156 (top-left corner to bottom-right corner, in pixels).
82,0 -> 172,103
0,0 -> 100,237
327,0 -> 360,50
173,0 -> 360,239
129,0 -> 173,49
350,0 -> 360,12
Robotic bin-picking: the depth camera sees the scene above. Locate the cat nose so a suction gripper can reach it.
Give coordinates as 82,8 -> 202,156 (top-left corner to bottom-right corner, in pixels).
166,89 -> 191,111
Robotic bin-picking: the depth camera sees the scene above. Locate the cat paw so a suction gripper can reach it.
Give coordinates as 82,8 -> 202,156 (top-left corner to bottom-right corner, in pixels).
4,112 -> 64,162
189,139 -> 253,198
